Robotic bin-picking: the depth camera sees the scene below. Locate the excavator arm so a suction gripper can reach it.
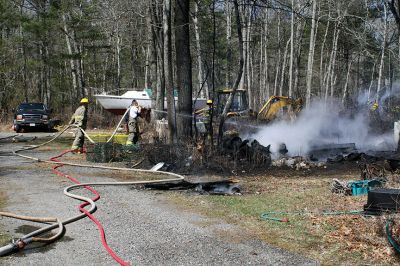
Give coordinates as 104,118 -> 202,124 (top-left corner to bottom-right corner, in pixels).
258,96 -> 303,122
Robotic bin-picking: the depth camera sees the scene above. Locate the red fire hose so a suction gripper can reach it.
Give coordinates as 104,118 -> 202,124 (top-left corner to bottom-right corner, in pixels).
1,125 -> 184,262
51,149 -> 130,266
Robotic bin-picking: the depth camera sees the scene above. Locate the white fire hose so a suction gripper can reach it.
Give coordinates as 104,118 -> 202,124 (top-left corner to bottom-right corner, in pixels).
0,123 -> 185,260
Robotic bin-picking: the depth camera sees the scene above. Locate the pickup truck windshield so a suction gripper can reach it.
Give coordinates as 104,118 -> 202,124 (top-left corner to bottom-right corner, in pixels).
18,103 -> 45,111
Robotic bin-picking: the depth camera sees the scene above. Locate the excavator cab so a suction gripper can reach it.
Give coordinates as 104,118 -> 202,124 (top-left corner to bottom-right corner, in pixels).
216,89 -> 249,117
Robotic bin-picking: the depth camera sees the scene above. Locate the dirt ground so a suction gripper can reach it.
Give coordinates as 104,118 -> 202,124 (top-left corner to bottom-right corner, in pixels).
0,132 -> 316,266
2,131 -> 400,265
121,137 -> 400,265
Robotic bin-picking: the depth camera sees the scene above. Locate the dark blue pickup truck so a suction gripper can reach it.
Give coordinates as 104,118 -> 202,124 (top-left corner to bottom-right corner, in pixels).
13,103 -> 52,133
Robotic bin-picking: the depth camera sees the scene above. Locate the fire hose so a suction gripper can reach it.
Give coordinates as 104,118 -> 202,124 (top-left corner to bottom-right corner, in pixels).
260,210 -> 364,223
386,219 -> 400,254
0,123 -> 185,265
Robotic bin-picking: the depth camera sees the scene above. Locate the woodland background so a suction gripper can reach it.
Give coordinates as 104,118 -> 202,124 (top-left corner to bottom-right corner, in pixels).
1,0 -> 400,140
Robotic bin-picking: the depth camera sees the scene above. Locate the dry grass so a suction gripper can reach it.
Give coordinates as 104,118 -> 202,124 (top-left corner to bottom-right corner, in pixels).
0,191 -> 6,209
4,135 -> 400,264
0,123 -> 14,132
0,191 -> 10,247
168,167 -> 400,265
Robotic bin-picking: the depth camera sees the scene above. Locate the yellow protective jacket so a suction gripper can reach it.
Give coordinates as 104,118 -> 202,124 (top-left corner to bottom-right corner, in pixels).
198,106 -> 211,124
69,105 -> 87,129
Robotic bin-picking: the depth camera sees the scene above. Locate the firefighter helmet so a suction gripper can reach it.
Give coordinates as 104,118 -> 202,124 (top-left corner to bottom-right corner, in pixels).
80,98 -> 89,104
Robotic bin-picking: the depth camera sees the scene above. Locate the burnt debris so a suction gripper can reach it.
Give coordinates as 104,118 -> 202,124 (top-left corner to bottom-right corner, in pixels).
144,179 -> 241,195
309,143 -> 357,160
221,136 -> 271,166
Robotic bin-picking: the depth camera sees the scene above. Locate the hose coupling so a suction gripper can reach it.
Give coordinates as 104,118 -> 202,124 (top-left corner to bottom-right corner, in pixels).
13,239 -> 26,250
12,237 -> 32,250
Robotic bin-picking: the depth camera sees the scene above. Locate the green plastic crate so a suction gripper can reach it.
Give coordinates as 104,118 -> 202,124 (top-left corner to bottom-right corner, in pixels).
349,180 -> 383,196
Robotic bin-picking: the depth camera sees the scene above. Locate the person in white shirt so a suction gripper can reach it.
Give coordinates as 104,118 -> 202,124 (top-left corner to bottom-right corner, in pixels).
126,99 -> 141,145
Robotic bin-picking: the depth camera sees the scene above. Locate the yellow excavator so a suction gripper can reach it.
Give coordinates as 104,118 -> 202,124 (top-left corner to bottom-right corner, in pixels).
216,89 -> 303,122
213,90 -> 303,136
257,96 -> 303,122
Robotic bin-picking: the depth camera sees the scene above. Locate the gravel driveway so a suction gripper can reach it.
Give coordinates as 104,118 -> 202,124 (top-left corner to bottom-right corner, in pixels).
0,132 -> 318,265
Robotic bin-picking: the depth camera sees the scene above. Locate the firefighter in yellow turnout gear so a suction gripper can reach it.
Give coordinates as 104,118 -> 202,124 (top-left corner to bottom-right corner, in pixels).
195,99 -> 213,141
69,98 -> 89,152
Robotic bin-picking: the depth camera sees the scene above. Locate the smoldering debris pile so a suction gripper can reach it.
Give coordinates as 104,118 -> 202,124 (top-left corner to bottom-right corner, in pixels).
308,143 -> 357,161
272,156 -> 326,170
221,136 -> 271,166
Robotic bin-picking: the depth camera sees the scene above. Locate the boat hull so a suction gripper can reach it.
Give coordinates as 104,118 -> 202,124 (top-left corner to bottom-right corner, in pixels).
95,92 -> 207,115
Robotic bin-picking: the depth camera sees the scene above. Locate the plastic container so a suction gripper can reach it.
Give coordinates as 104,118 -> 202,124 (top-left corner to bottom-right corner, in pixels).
349,179 -> 383,196
89,134 -> 128,144
350,180 -> 369,196
364,188 -> 400,214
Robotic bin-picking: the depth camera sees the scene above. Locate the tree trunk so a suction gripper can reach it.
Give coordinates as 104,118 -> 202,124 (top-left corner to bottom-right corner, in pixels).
193,1 -> 208,98
376,3 -> 388,102
388,0 -> 400,34
62,13 -> 79,99
279,39 -> 290,96
175,0 -> 193,139
163,0 -> 175,143
367,58 -> 377,102
150,0 -> 165,120
324,23 -> 339,102
320,18 -> 330,97
225,0 -> 232,88
329,26 -> 340,98
305,0 -> 317,107
263,11 -> 269,104
259,19 -> 264,107
342,58 -> 353,105
145,42 -> 149,89
218,0 -> 244,144
115,24 -> 121,88
246,7 -> 253,109
288,0 -> 295,97
293,18 -> 304,97
239,5 -> 247,91
274,13 -> 281,95
146,4 -> 158,119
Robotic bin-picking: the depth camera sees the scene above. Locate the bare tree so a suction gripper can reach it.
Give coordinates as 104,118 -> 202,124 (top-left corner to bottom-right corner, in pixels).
218,0 -> 244,144
376,2 -> 388,102
193,1 -> 208,98
175,0 -> 193,139
150,0 -> 165,120
389,0 -> 400,34
305,0 -> 318,106
288,0 -> 295,97
163,0 -> 175,143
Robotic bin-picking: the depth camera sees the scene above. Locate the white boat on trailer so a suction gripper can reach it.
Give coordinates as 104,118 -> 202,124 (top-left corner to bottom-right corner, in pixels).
94,89 -> 207,115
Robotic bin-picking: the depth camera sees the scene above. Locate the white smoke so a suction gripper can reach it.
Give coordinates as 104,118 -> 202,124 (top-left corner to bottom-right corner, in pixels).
249,99 -> 396,157
357,85 -> 400,114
